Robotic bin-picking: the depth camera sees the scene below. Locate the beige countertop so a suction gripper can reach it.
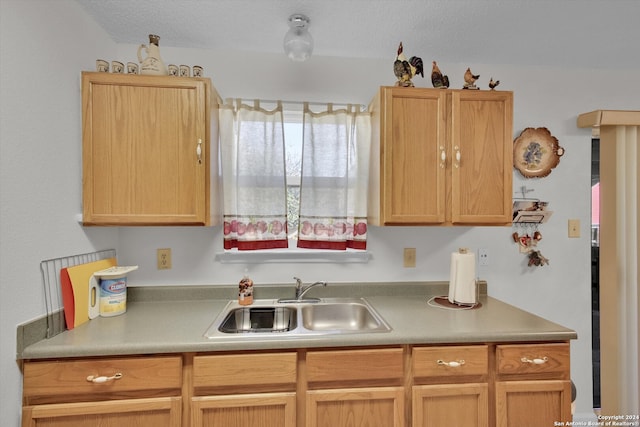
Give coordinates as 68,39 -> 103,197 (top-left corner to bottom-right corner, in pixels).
18,282 -> 577,360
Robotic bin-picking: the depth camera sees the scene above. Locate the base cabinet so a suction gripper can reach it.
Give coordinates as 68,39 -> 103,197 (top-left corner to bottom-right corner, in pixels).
495,343 -> 572,427
496,380 -> 572,427
305,348 -> 405,427
22,343 -> 571,427
191,352 -> 298,427
413,384 -> 488,427
307,387 -> 405,427
191,393 -> 296,427
412,345 -> 489,427
21,356 -> 183,427
22,397 -> 181,427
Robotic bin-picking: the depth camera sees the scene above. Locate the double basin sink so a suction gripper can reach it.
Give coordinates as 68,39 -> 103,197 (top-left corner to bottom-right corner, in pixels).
204,298 -> 391,338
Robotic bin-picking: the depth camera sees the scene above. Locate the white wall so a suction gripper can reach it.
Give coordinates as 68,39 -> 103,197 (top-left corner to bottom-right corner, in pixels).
2,1 -> 639,425
0,1 -> 119,424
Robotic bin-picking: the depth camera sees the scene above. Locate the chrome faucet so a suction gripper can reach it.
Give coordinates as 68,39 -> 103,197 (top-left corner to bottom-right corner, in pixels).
278,277 -> 328,303
295,277 -> 328,300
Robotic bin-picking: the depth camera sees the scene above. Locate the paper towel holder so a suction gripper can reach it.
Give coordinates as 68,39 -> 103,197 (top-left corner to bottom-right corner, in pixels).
448,248 -> 478,306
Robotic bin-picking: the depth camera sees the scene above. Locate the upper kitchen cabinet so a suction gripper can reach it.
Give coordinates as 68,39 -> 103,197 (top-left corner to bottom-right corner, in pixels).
368,87 -> 513,226
81,72 -> 221,226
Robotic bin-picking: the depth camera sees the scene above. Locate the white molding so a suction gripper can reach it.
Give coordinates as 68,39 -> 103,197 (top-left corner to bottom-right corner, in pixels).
216,249 -> 371,264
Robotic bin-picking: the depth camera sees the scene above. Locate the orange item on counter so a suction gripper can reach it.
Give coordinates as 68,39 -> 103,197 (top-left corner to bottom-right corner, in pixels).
239,276 -> 254,306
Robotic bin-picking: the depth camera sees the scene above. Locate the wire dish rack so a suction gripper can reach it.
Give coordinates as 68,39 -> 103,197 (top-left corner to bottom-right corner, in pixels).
40,249 -> 116,338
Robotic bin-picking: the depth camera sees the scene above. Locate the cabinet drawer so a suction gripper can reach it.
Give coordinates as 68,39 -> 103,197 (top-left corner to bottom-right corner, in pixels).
193,352 -> 297,389
23,355 -> 182,400
413,345 -> 488,378
496,343 -> 570,378
306,348 -> 403,383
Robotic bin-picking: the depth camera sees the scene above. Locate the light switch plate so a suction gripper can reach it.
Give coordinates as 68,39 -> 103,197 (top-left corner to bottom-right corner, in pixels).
403,248 -> 416,268
568,219 -> 580,238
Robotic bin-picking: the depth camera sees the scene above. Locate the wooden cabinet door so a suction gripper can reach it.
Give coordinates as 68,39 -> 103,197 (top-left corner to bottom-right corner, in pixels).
22,397 -> 181,427
380,88 -> 447,224
82,72 -> 210,225
450,90 -> 513,224
306,387 -> 404,427
371,87 -> 512,226
496,380 -> 572,427
413,383 -> 488,427
191,392 -> 296,427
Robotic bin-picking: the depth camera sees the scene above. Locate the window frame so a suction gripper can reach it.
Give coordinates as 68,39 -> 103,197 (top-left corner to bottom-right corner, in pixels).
217,105 -> 370,263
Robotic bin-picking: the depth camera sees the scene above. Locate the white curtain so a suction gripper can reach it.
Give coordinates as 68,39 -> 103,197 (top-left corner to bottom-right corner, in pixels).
297,103 -> 371,250
219,99 -> 288,250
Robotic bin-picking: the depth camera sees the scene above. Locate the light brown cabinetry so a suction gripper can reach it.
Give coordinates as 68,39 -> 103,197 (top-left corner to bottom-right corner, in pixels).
495,343 -> 572,427
413,384 -> 488,427
21,355 -> 182,427
21,343 -> 571,426
368,87 -> 513,226
81,72 -> 220,226
411,343 -> 571,427
305,348 -> 405,427
191,352 -> 297,427
412,345 -> 489,427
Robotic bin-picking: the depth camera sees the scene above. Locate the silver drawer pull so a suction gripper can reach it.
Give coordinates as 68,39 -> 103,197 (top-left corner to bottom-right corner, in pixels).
437,359 -> 465,367
86,372 -> 123,383
521,357 -> 548,365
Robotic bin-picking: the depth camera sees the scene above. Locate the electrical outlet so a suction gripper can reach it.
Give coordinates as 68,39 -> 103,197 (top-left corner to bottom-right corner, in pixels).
568,219 -> 581,238
403,248 -> 416,268
478,248 -> 489,266
157,248 -> 172,270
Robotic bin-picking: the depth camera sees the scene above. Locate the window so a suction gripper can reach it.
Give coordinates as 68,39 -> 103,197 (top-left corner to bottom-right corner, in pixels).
218,100 -> 371,261
283,110 -> 303,240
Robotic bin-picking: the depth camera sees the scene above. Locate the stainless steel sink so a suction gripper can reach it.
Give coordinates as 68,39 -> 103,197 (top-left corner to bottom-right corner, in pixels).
301,302 -> 389,332
204,298 -> 391,338
218,306 -> 297,333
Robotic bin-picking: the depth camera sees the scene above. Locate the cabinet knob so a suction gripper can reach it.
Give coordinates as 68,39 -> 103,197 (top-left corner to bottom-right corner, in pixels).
439,146 -> 446,168
86,372 -> 123,383
437,359 -> 465,367
520,356 -> 548,365
196,138 -> 203,164
454,146 -> 461,168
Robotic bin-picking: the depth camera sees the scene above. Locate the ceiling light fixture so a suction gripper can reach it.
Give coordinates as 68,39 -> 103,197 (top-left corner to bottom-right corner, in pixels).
283,14 -> 313,62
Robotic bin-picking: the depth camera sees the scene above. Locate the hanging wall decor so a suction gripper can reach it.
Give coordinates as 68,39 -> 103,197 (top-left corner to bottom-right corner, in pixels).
511,186 -> 553,267
513,127 -> 564,178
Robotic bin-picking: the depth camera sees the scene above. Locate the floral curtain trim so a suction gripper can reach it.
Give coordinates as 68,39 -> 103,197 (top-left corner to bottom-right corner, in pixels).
223,215 -> 288,250
297,216 -> 367,250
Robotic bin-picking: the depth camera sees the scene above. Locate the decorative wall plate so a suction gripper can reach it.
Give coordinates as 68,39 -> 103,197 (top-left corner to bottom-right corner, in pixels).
513,127 -> 564,178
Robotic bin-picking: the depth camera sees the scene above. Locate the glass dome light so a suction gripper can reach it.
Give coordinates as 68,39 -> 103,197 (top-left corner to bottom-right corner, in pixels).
283,14 -> 313,62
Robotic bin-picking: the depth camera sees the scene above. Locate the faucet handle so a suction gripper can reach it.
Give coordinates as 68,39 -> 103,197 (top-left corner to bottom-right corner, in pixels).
293,277 -> 303,288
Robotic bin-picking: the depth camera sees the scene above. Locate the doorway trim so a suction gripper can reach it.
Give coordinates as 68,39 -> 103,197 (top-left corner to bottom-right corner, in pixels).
578,110 -> 639,416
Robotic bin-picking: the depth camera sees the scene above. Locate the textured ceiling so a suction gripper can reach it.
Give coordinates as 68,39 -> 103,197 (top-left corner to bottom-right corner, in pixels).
76,0 -> 640,69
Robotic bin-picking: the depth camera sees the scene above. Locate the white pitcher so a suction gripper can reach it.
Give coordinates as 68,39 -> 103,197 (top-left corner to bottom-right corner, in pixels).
137,34 -> 168,76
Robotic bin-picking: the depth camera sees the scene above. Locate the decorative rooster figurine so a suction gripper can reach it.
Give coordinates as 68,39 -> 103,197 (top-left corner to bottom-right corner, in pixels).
393,42 -> 423,87
463,67 -> 480,89
431,61 -> 449,88
488,77 -> 500,90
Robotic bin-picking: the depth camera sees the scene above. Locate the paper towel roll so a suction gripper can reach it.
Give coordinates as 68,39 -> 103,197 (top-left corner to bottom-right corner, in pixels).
448,249 -> 477,305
